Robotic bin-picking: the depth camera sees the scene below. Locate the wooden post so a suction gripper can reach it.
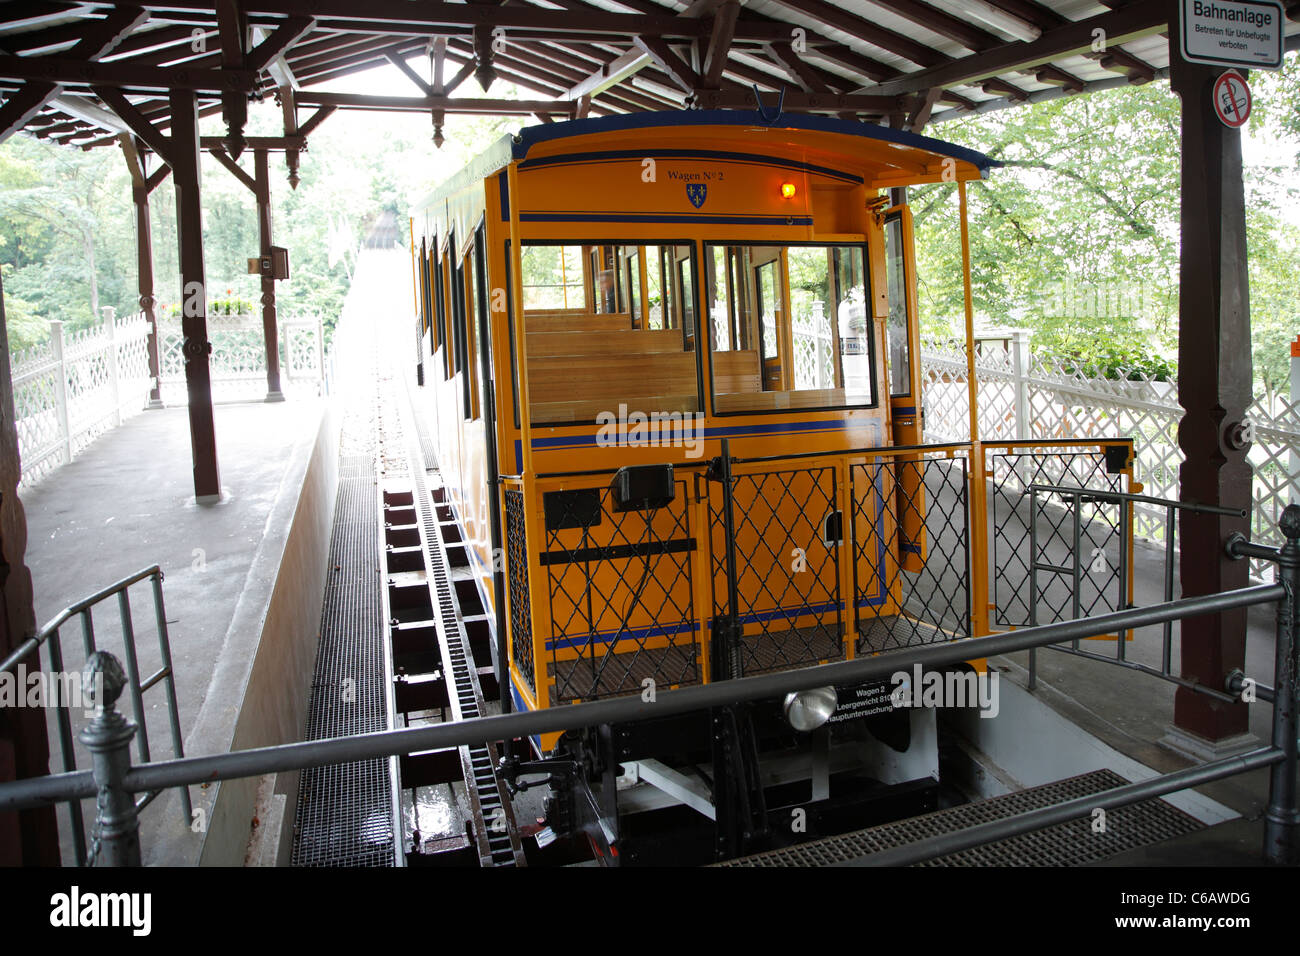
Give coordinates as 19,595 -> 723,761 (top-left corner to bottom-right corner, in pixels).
254,149 -> 284,401
133,180 -> 164,408
1165,47 -> 1253,755
170,89 -> 222,502
0,271 -> 62,865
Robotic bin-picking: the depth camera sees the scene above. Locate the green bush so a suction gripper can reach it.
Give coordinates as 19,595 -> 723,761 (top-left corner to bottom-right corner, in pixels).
1055,345 -> 1176,382
163,296 -> 256,318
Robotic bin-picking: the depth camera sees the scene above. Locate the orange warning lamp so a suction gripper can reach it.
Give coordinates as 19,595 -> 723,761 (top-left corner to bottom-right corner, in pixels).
780,182 -> 797,199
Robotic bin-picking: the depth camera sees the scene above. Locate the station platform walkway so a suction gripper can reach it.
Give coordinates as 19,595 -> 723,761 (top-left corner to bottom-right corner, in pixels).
18,247 -> 409,865
23,398 -> 327,864
12,244 -> 1287,867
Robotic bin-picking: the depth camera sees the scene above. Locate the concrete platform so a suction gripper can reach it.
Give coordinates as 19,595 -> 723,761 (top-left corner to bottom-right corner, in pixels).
21,396 -> 334,864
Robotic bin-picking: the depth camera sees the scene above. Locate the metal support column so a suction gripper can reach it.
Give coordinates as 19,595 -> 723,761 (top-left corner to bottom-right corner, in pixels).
1264,506 -> 1299,864
1167,47 -> 1252,749
169,88 -> 222,501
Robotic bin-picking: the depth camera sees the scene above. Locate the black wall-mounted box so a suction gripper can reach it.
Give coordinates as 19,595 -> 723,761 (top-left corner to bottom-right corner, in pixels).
610,464 -> 675,512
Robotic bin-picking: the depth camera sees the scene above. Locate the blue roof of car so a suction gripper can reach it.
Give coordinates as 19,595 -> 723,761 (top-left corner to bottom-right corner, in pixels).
510,109 -> 999,173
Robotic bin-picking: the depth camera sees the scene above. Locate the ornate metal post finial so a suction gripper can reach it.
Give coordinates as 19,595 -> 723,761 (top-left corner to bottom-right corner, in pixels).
79,651 -> 141,866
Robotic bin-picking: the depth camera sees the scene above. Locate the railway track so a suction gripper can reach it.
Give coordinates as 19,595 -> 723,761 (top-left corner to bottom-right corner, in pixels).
378,363 -> 525,867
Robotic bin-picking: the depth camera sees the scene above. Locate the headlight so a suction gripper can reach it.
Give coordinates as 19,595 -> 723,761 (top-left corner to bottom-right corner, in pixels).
782,686 -> 837,732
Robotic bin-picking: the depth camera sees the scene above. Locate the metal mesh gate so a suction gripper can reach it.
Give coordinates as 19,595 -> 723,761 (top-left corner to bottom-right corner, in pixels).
504,489 -> 536,697
991,448 -> 1128,627
541,478 -> 701,703
710,465 -> 844,676
852,454 -> 971,652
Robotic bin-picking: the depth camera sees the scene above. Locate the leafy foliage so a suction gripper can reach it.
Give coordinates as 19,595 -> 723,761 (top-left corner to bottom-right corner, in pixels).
1,85 -> 519,352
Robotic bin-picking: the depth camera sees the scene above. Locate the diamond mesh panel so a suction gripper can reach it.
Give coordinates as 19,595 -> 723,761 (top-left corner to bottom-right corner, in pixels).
920,340 -> 1300,586
504,489 -> 535,696
853,455 -> 970,653
543,480 -> 700,703
992,451 -> 1125,628
711,466 -> 844,675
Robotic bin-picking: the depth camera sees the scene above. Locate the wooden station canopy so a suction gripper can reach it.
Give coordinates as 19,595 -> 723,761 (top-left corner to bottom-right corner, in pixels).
1,0 -> 1299,786
4,0 -> 1299,156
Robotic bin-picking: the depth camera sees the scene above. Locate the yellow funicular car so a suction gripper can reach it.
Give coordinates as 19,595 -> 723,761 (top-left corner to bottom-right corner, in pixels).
409,110 -> 1133,864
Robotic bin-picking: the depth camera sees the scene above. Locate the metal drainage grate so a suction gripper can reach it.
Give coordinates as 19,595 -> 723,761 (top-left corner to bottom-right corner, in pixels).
719,769 -> 1205,867
291,393 -> 394,867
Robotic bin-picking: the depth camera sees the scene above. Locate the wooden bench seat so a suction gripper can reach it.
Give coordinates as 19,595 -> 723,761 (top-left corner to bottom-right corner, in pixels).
524,312 -> 632,333
532,394 -> 699,424
524,342 -> 763,424
715,387 -> 847,412
525,328 -> 683,357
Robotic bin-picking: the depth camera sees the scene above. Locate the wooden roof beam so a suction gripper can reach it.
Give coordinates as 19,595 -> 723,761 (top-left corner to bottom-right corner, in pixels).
864,0 -> 1002,53
93,84 -> 174,164
0,81 -> 58,144
1035,64 -> 1084,93
699,0 -> 739,89
857,0 -> 1165,97
560,0 -> 715,100
0,2 -> 87,34
0,4 -> 149,140
0,52 -> 256,91
291,90 -> 577,115
632,37 -> 699,93
766,40 -> 833,93
1096,47 -> 1157,84
981,77 -> 1029,101
107,0 -> 797,41
506,44 -> 679,111
691,88 -> 919,116
764,0 -> 946,68
384,45 -> 434,96
246,15 -> 314,71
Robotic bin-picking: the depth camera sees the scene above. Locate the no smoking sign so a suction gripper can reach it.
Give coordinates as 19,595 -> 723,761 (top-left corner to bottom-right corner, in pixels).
1213,70 -> 1252,128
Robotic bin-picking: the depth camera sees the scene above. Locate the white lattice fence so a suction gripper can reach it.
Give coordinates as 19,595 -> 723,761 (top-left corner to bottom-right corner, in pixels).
1249,393 -> 1300,562
12,309 -> 152,488
791,303 -> 836,390
158,313 -> 324,405
919,338 -> 1020,443
920,337 -> 1300,581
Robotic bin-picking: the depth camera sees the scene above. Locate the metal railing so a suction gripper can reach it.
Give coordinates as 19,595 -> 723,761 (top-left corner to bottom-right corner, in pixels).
157,312 -> 326,405
0,508 -> 1296,866
0,565 -> 191,865
503,439 -> 1130,714
921,335 -> 1300,582
1024,483 -> 1248,699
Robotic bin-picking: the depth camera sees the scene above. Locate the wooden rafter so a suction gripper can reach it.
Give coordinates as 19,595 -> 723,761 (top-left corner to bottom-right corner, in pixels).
699,0 -> 739,89
632,37 -> 699,93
